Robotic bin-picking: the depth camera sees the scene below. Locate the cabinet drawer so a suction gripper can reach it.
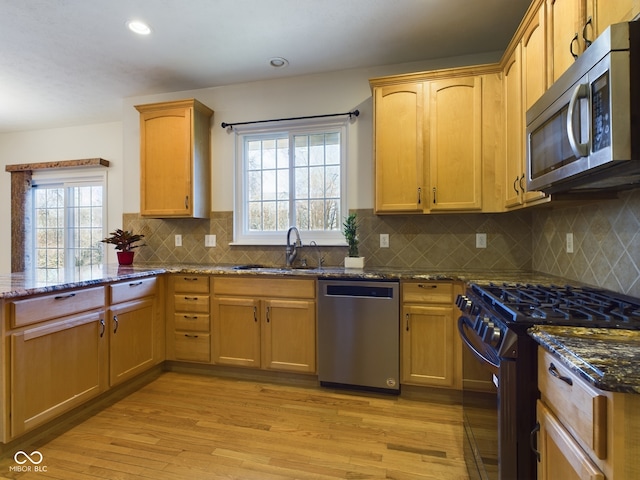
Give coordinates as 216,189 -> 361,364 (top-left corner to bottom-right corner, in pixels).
173,275 -> 210,294
538,349 -> 607,460
214,277 -> 316,299
174,333 -> 210,362
11,286 -> 105,327
110,277 -> 157,304
174,294 -> 210,313
402,282 -> 453,303
174,313 -> 210,332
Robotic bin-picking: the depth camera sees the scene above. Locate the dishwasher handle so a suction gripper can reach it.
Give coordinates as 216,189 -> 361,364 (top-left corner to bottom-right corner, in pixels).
324,284 -> 395,299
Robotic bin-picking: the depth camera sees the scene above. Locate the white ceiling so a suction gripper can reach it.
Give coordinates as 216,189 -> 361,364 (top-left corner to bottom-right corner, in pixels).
0,0 -> 531,133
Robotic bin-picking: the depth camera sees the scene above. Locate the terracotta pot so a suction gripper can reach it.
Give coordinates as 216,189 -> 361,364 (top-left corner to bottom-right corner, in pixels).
117,251 -> 135,265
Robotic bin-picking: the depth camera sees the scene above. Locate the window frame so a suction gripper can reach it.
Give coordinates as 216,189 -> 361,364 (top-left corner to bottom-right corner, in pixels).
30,168 -> 107,281
233,118 -> 348,246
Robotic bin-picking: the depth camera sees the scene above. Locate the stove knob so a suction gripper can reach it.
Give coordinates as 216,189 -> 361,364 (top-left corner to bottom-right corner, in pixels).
482,320 -> 495,342
489,327 -> 502,348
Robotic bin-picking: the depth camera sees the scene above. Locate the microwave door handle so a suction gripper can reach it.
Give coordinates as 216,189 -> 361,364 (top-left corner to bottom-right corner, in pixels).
566,83 -> 590,158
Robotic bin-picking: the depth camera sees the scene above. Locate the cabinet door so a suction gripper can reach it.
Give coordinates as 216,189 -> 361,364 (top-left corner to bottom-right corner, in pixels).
10,311 -> 107,437
521,4 -> 550,205
537,401 -> 605,480
427,76 -> 482,211
139,106 -> 193,217
590,0 -> 638,39
109,299 -> 155,386
374,83 -> 424,213
212,296 -> 261,368
401,305 -> 455,387
263,299 -> 316,373
548,0 -> 589,82
504,46 -> 524,208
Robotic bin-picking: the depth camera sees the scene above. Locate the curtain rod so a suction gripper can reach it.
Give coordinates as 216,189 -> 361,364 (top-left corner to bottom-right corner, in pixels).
220,109 -> 359,130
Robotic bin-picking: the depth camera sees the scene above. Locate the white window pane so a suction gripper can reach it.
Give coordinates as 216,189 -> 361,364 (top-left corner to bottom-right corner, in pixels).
309,166 -> 324,198
294,167 -> 309,198
262,202 -> 277,230
277,169 -> 289,199
276,138 -> 289,169
277,201 -> 290,230
262,170 -> 276,200
296,200 -> 309,230
248,202 -> 262,230
325,200 -> 340,230
248,171 -> 262,201
308,199 -> 326,230
294,136 -> 308,167
325,165 -> 341,198
263,140 -> 277,169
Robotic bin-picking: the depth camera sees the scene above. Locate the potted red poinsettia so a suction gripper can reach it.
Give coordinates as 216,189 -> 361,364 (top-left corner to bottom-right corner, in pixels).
101,229 -> 145,265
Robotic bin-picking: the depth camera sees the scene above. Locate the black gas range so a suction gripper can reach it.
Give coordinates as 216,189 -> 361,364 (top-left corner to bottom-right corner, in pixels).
456,282 -> 640,480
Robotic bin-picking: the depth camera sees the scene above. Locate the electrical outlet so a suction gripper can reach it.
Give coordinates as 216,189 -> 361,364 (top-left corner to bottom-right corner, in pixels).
174,234 -> 182,247
205,234 -> 216,247
476,233 -> 487,249
566,233 -> 574,253
380,233 -> 389,248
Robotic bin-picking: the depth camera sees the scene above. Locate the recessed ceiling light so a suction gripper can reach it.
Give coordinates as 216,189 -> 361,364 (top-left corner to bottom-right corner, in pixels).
269,57 -> 289,68
127,20 -> 151,35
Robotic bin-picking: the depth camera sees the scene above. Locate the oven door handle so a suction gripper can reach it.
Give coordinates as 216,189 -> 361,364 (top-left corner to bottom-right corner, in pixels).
457,316 -> 500,375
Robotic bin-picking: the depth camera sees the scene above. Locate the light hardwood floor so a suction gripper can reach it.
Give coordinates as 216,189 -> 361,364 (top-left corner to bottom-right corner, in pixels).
0,372 -> 469,479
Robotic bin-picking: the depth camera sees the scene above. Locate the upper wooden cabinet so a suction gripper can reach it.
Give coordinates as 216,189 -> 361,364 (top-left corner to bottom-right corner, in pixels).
426,76 -> 483,211
373,83 -> 424,213
371,68 -> 502,214
546,0 -> 640,82
136,99 -> 213,218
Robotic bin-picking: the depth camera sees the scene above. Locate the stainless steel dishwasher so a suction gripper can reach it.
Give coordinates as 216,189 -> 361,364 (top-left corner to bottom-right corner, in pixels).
317,279 -> 400,393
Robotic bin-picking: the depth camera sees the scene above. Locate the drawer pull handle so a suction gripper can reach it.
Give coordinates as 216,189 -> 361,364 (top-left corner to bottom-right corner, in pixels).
184,296 -> 199,301
185,334 -> 199,338
253,306 -> 258,323
184,277 -> 199,281
530,422 -> 540,462
100,318 -> 105,338
54,293 -> 76,300
184,315 -> 199,320
113,315 -> 119,334
405,313 -> 410,331
549,363 -> 573,385
128,281 -> 143,287
417,284 -> 437,289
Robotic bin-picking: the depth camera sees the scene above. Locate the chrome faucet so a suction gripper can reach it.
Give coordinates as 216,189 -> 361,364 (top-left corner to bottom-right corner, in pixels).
286,226 -> 302,267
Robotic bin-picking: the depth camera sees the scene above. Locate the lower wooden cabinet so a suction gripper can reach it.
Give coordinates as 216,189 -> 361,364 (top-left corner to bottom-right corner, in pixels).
167,274 -> 211,363
10,310 -> 107,437
536,400 -> 604,480
401,281 -> 463,388
212,277 -> 316,374
108,297 -> 156,386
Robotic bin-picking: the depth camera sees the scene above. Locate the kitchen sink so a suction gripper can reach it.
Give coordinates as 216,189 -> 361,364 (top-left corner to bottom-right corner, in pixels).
232,264 -> 318,272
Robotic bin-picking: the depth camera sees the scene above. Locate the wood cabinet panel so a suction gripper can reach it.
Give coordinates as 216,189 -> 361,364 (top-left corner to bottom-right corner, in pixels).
213,277 -> 315,299
427,76 -> 483,211
172,275 -> 210,294
373,83 -> 424,213
212,296 -> 261,368
173,294 -> 210,314
262,299 -> 316,373
538,349 -> 607,459
10,310 -> 107,437
109,298 -> 156,386
109,277 -> 156,304
11,286 -> 104,327
136,99 -> 213,218
173,333 -> 211,363
537,400 -> 605,480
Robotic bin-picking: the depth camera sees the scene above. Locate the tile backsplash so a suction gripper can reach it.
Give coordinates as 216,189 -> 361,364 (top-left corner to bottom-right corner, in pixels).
125,189 -> 640,297
532,189 -> 640,297
125,209 -> 533,272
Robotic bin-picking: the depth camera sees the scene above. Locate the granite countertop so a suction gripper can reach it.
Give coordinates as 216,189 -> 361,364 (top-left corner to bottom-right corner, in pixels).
529,325 -> 640,394
0,262 -> 571,300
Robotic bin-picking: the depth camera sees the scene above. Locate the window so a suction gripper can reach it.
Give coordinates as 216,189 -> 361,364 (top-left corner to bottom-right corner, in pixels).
31,170 -> 106,282
234,119 -> 347,245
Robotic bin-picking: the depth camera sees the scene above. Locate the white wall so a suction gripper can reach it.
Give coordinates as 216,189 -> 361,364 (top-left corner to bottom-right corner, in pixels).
0,122 -> 123,273
0,52 -> 500,273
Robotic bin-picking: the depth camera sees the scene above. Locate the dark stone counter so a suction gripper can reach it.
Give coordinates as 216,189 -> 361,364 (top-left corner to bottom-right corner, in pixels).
0,262 -> 572,300
529,325 -> 640,394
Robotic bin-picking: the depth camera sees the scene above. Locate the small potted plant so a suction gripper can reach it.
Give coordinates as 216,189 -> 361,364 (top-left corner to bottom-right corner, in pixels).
343,213 -> 364,269
101,229 -> 145,265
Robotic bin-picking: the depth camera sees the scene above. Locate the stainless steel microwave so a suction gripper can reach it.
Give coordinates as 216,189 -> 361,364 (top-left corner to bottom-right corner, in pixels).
526,21 -> 640,194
